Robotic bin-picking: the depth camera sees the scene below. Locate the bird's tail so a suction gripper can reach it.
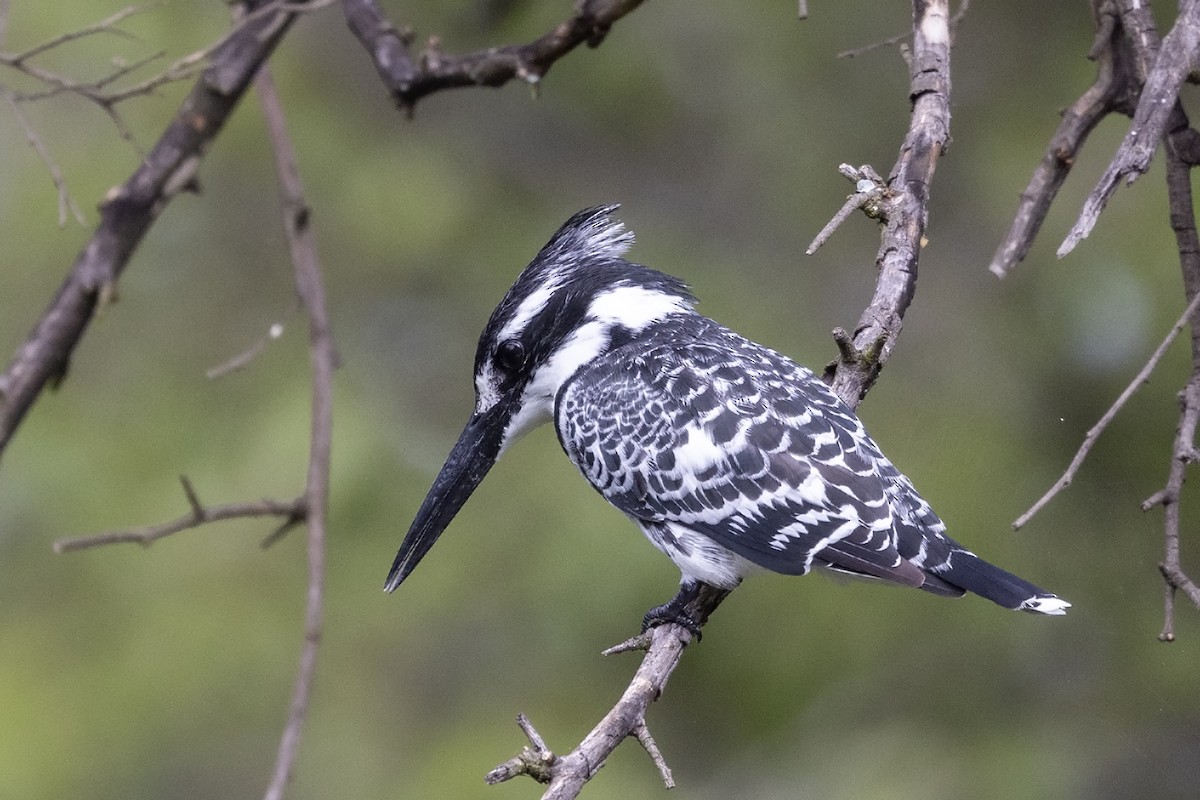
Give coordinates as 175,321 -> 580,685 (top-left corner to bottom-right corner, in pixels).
926,550 -> 1070,615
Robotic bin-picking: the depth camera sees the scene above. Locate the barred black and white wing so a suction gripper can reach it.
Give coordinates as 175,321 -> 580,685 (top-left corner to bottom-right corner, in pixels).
556,318 -> 1069,614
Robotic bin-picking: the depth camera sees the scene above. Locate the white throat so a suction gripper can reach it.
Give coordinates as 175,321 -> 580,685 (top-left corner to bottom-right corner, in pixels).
495,284 -> 691,453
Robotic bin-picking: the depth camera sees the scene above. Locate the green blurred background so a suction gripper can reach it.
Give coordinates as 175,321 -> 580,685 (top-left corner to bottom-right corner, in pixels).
2,1 -> 1199,798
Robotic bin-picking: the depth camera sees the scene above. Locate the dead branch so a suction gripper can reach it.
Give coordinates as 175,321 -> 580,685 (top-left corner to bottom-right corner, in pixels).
988,1 -> 1138,277
0,0 -> 312,463
823,0 -> 952,405
52,476 -> 305,553
485,585 -> 727,797
997,0 -> 1200,638
254,58 -> 335,800
1013,288 -> 1200,531
1145,146 -> 1200,641
484,2 -> 954,795
342,0 -> 647,113
1059,0 -> 1200,257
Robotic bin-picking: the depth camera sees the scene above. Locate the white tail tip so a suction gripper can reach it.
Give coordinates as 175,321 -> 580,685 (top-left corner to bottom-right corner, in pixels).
1019,595 -> 1071,616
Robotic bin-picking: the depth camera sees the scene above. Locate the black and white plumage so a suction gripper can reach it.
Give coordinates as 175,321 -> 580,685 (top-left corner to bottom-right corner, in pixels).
385,205 -> 1070,624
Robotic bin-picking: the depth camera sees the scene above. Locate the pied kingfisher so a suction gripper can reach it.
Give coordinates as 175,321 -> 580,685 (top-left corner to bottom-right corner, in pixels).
385,205 -> 1070,630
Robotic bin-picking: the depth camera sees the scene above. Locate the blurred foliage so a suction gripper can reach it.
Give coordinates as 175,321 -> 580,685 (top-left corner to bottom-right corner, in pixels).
2,1 -> 1199,799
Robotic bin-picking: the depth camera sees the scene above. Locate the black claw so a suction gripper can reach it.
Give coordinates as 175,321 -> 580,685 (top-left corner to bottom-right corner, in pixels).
641,582 -> 706,639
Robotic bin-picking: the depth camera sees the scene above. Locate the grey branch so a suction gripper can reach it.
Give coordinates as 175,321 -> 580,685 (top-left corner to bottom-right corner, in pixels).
1059,0 -> 1200,257
485,588 -> 722,798
342,0 -> 647,113
988,1 -> 1137,277
824,0 -> 952,408
1145,147 -> 1200,641
1013,288 -> 1200,531
52,476 -> 305,553
0,0 -> 311,464
995,0 -> 1200,637
255,58 -> 335,800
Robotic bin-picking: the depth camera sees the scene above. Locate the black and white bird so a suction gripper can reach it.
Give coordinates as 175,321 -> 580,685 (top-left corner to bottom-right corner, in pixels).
385,205 -> 1070,630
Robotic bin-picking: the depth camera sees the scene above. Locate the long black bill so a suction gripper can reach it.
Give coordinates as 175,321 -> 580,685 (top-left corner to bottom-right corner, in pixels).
384,401 -> 511,592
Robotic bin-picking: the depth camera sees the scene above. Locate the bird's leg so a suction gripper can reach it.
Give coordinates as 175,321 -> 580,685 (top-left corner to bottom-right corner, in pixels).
641,581 -> 732,640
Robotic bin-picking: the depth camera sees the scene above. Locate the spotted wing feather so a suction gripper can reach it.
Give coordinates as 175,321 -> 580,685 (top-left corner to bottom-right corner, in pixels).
556,318 -> 956,591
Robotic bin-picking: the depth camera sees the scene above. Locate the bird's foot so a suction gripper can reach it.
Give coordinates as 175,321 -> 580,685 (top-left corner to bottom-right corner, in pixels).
641,583 -> 706,640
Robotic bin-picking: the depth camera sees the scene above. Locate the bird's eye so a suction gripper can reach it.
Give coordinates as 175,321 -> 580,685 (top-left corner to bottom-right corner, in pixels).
494,340 -> 527,373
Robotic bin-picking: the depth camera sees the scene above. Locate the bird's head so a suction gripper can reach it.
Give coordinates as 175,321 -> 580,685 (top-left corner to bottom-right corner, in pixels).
385,205 -> 696,591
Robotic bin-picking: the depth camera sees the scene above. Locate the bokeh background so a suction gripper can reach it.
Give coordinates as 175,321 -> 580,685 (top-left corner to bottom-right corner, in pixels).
2,1 -> 1199,798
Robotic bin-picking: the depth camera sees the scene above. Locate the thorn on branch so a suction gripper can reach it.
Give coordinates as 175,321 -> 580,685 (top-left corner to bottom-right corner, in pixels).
485,714 -> 557,786
601,631 -> 654,656
630,720 -> 674,789
1142,489 -> 1170,511
806,164 -> 888,255
823,327 -> 885,383
180,474 -> 204,518
260,507 -> 307,549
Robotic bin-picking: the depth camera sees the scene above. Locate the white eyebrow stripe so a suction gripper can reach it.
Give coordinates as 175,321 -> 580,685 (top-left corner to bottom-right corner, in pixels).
497,274 -> 562,343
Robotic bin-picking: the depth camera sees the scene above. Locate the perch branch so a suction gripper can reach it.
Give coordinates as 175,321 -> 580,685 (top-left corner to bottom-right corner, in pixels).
486,3 -> 954,796
485,586 -> 726,798
342,0 -> 647,113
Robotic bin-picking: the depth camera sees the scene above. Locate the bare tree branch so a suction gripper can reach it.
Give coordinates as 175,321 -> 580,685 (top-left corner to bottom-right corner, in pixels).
988,1 -> 1137,277
253,60 -> 335,800
824,0 -> 952,405
1145,146 -> 1200,641
1,89 -> 87,226
992,0 -> 1200,640
485,2 -> 954,795
1013,288 -> 1200,530
52,476 -> 305,553
1059,0 -> 1200,257
0,0 -> 312,464
342,0 -> 647,113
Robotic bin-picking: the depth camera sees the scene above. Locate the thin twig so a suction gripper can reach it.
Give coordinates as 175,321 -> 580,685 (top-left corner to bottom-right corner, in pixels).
1,89 -> 87,226
1145,146 -> 1200,641
206,318 -> 292,379
806,164 -> 888,254
1,3 -> 146,64
1014,288 -> 1200,530
837,0 -> 969,58
52,477 -> 304,553
254,59 -> 335,800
